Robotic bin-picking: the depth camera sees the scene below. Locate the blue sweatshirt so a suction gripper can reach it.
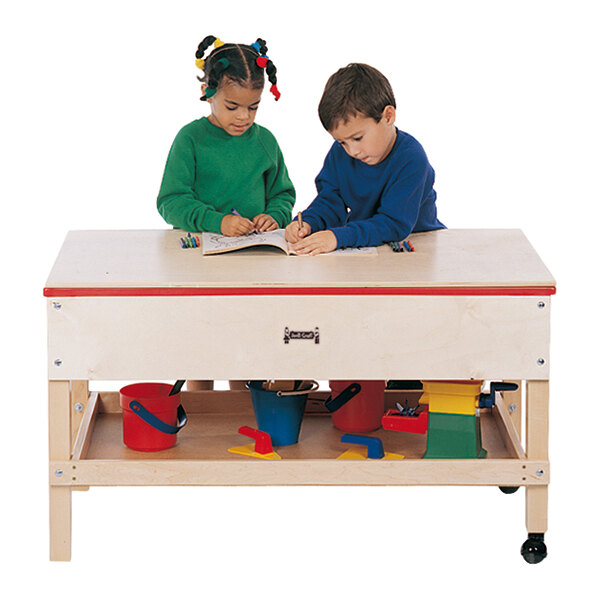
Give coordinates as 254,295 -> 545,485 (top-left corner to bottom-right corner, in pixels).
301,129 -> 444,248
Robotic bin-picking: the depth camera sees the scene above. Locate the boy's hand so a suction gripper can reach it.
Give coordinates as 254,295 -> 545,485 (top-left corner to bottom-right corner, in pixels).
290,230 -> 337,255
221,214 -> 255,236
252,213 -> 278,232
285,220 -> 312,243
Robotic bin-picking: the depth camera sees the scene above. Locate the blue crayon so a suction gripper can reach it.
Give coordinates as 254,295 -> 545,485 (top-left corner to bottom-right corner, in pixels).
403,241 -> 411,252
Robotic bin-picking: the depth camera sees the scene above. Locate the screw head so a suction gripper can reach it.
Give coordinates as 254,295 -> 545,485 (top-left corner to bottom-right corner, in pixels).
74,403 -> 84,412
537,301 -> 545,309
55,470 -> 63,477
537,358 -> 545,366
536,469 -> 544,477
54,359 -> 62,367
508,403 -> 517,413
53,302 -> 62,310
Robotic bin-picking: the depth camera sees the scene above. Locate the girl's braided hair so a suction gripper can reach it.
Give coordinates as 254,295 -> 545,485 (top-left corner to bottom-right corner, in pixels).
195,36 -> 280,101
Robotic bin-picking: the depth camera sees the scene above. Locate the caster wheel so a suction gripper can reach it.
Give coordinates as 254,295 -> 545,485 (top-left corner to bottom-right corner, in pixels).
499,486 -> 519,494
521,533 -> 547,564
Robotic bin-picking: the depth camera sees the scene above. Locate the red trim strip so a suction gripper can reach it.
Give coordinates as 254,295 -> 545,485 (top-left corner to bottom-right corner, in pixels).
44,286 -> 556,297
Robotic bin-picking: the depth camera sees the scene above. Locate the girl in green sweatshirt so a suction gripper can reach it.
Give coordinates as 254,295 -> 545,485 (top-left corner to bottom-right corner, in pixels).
157,36 -> 295,236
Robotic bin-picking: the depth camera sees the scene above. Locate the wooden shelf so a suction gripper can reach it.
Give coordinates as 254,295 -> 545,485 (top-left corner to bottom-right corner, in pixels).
85,391 -> 512,461
50,390 -> 548,488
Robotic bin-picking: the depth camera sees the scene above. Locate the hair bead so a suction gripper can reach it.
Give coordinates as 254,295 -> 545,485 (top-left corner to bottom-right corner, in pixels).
270,84 -> 281,100
195,35 -> 281,102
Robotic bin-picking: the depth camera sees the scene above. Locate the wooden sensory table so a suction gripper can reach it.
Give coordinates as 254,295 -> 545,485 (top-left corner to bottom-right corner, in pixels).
45,228 -> 555,562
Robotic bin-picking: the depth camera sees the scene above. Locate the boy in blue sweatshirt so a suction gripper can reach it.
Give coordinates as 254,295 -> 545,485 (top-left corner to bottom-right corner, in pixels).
286,63 -> 444,254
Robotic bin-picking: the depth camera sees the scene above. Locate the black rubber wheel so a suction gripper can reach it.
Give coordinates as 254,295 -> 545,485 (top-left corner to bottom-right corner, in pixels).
499,486 -> 520,494
521,533 -> 548,564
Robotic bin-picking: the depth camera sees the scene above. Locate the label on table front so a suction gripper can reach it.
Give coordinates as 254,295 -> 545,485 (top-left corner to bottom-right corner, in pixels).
283,327 -> 320,344
47,295 -> 551,380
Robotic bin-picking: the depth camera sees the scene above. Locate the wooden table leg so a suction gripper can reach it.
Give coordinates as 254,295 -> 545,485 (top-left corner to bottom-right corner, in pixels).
525,380 -> 549,534
49,380 -> 72,561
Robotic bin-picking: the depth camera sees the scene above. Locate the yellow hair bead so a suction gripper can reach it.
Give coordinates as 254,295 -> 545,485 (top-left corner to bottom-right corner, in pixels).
195,58 -> 205,69
213,38 -> 225,48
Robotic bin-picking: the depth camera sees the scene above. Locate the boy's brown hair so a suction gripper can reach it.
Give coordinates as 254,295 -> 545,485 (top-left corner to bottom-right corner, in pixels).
318,63 -> 396,131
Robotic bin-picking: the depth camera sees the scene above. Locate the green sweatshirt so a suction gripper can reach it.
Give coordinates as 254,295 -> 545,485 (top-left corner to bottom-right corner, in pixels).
157,117 -> 295,233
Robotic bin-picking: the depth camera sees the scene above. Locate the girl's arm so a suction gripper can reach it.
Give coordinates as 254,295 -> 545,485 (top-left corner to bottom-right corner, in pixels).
156,132 -> 225,233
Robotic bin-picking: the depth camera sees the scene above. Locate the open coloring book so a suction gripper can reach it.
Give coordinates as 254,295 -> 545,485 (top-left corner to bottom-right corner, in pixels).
201,229 -> 378,256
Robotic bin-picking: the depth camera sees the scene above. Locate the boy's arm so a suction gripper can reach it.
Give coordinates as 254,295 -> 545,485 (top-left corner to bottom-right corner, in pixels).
330,152 -> 430,248
292,145 -> 348,233
157,132 -> 225,233
263,142 -> 296,228
300,149 -> 348,232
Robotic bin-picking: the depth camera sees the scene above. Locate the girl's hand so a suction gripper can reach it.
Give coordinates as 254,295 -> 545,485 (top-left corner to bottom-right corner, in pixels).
289,230 -> 337,255
252,213 -> 278,232
221,214 -> 255,236
285,220 -> 312,243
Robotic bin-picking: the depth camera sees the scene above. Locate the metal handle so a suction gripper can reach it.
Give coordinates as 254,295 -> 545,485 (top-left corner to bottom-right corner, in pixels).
275,380 -> 320,396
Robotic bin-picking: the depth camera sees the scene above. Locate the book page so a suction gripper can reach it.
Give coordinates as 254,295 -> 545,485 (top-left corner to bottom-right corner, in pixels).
201,229 -> 378,256
202,230 -> 288,255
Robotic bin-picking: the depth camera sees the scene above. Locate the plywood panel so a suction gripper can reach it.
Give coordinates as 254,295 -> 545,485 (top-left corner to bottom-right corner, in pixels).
48,295 -> 551,380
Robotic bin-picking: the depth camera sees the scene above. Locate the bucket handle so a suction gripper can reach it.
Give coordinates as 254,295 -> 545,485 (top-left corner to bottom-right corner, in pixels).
274,380 -> 320,396
324,382 -> 362,413
128,401 -> 188,435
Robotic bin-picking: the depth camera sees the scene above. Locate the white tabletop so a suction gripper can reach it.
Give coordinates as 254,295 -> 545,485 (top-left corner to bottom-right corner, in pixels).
45,228 -> 555,291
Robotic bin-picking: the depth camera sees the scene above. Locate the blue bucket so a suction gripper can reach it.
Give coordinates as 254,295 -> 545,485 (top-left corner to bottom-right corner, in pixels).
247,381 -> 319,446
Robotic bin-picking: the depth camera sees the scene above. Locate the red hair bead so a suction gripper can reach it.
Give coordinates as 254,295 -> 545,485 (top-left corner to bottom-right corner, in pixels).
270,84 -> 281,100
256,56 -> 268,68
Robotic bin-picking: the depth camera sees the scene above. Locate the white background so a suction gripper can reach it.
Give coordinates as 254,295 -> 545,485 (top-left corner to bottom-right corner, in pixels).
2,0 -> 599,596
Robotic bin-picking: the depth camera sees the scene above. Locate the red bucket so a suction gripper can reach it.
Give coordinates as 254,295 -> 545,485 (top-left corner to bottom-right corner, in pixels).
329,380 -> 385,432
119,382 -> 187,451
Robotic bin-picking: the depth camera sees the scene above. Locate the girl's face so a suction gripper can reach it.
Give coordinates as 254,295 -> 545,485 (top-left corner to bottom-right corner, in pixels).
330,106 -> 397,165
204,78 -> 263,136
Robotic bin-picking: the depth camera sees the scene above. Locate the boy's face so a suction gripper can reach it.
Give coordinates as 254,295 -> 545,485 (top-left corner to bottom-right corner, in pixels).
330,107 -> 397,165
204,78 -> 263,136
